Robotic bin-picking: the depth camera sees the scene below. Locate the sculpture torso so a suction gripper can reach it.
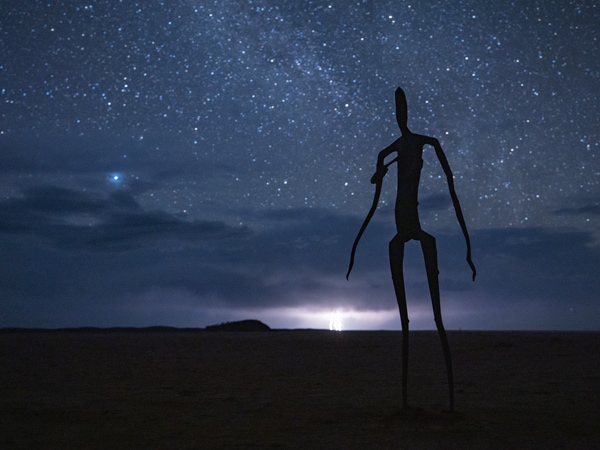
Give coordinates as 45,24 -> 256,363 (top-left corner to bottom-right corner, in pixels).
391,133 -> 427,240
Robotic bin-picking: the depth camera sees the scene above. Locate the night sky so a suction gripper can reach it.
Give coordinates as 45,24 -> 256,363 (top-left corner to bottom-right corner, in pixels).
1,1 -> 599,330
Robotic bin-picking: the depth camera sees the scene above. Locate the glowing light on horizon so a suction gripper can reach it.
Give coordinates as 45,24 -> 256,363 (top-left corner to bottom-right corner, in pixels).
329,309 -> 343,331
203,305 -> 423,330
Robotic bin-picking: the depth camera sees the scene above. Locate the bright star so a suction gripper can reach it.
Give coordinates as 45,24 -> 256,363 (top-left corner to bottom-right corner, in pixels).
109,173 -> 123,185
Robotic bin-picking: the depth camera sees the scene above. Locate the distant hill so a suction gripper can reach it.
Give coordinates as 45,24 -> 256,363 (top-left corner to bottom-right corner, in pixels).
204,319 -> 271,331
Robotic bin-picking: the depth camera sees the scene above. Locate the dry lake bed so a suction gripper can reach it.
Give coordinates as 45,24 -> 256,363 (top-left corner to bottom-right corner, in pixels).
1,329 -> 599,449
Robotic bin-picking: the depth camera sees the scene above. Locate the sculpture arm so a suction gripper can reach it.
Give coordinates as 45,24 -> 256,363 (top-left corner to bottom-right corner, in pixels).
431,138 -> 477,281
371,142 -> 397,184
347,145 -> 395,280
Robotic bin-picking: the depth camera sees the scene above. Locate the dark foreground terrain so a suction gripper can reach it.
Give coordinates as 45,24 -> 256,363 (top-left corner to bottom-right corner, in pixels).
1,330 -> 599,449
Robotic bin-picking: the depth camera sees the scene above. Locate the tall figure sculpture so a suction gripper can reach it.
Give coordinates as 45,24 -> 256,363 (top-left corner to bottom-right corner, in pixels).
346,87 -> 476,412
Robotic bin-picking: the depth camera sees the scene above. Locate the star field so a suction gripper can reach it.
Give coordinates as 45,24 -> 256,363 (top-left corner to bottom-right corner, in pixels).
2,1 -> 598,229
1,1 -> 599,329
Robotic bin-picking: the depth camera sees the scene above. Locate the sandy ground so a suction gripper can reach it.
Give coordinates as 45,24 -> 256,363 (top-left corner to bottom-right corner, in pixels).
1,330 -> 599,449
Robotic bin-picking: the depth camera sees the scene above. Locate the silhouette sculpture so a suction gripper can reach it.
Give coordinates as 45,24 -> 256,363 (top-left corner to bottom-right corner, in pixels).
347,87 -> 476,412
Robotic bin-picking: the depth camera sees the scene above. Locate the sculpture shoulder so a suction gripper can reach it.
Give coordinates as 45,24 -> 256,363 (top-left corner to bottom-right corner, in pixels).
411,133 -> 439,146
378,137 -> 403,157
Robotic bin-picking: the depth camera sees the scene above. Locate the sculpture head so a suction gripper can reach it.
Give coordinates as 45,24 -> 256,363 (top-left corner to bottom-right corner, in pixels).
395,87 -> 411,135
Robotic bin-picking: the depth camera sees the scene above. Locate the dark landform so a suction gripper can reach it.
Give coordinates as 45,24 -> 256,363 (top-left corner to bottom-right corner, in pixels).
2,330 -> 599,449
204,319 -> 271,331
0,319 -> 271,333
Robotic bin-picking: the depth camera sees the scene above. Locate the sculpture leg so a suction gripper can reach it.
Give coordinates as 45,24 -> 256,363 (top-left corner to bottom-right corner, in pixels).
419,231 -> 454,411
389,235 -> 409,409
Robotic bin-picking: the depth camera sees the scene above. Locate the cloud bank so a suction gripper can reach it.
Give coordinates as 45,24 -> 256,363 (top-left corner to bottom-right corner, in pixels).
1,185 -> 598,330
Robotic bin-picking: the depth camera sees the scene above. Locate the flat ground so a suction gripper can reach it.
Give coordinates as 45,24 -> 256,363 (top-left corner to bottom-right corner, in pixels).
1,330 -> 599,449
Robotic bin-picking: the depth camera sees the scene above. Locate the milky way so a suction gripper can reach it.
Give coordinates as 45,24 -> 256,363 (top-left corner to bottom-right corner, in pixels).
3,1 -> 598,226
1,1 -> 599,329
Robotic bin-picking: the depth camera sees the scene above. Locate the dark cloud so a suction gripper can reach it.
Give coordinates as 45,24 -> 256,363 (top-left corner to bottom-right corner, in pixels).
472,227 -> 600,302
2,189 -> 598,329
0,186 -> 249,251
553,203 -> 600,216
418,194 -> 452,213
